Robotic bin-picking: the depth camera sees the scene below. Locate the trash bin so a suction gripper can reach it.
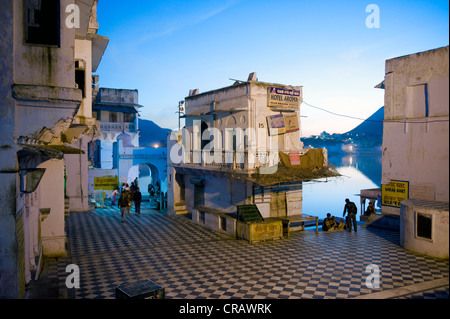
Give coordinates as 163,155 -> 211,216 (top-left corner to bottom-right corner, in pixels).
115,279 -> 165,299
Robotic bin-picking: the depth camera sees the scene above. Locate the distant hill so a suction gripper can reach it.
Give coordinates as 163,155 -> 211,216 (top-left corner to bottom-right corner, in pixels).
346,107 -> 384,136
302,106 -> 384,151
139,119 -> 172,148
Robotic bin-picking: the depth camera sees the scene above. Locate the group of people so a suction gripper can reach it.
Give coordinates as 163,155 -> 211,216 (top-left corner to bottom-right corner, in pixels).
111,181 -> 142,223
322,198 -> 376,233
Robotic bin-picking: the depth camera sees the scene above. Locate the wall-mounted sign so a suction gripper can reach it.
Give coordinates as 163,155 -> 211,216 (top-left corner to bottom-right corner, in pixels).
382,180 -> 410,208
268,87 -> 301,108
267,113 -> 300,136
267,114 -> 286,136
284,113 -> 300,133
94,177 -> 119,191
289,152 -> 301,166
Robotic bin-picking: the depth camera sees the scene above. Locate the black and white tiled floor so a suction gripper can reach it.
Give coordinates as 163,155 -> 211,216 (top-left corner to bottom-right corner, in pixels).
48,204 -> 448,299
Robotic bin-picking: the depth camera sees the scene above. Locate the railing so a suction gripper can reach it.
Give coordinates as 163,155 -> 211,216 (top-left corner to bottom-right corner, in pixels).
172,149 -> 278,171
100,123 -> 137,133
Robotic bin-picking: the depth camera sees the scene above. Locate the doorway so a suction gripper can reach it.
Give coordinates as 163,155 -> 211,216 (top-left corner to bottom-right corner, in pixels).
270,192 -> 287,217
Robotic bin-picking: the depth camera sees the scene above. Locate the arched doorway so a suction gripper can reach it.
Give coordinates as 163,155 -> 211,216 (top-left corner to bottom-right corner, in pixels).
127,163 -> 161,195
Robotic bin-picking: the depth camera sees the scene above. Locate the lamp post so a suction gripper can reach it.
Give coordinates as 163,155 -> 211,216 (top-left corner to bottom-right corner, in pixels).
177,100 -> 185,131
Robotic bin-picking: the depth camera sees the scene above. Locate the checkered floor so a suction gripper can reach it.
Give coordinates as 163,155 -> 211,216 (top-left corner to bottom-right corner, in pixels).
48,203 -> 448,299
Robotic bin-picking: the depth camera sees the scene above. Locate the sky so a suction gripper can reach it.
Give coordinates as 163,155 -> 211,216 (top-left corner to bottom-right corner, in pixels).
95,0 -> 449,137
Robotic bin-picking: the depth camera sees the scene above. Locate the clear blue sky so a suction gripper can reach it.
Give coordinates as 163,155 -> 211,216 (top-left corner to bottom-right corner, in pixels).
96,0 -> 449,136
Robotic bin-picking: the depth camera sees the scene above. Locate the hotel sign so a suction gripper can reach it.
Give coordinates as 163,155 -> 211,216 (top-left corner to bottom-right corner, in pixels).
268,87 -> 301,108
382,180 -> 410,208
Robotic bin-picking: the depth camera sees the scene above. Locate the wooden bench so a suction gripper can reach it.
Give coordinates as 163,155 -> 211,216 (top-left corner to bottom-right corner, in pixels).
279,215 -> 319,237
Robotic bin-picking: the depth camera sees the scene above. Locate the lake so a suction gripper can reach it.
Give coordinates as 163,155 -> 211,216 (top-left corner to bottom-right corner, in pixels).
302,152 -> 382,221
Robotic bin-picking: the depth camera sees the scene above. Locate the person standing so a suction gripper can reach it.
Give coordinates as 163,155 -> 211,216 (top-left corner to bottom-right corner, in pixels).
134,187 -> 142,215
343,198 -> 358,232
118,190 -> 131,223
365,201 -> 376,216
111,188 -> 119,206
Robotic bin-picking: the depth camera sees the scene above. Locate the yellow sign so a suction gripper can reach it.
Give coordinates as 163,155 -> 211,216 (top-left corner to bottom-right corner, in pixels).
268,87 -> 301,108
94,177 -> 119,191
382,180 -> 409,208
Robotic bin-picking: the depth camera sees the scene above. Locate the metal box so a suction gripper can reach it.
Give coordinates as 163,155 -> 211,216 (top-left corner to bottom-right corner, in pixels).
115,279 -> 165,299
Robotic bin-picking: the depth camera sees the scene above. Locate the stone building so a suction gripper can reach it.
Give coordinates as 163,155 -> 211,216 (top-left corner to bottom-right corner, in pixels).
374,46 -> 449,258
167,73 -> 337,238
0,0 -> 108,298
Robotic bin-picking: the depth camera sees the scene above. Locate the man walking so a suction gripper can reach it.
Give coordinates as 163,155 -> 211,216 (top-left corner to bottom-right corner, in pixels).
118,190 -> 131,223
134,187 -> 142,215
343,198 -> 358,232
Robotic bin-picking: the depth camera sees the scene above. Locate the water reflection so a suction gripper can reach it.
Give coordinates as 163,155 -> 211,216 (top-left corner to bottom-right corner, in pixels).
302,154 -> 382,220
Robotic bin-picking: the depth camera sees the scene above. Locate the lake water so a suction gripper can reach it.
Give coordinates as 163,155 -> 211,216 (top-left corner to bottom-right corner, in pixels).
302,152 -> 382,221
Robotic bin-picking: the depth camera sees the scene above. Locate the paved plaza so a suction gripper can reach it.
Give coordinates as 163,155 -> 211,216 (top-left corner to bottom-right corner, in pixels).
28,202 -> 449,300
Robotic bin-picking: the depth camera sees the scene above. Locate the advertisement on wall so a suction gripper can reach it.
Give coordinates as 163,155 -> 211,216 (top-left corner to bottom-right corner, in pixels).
382,180 -> 410,208
268,87 -> 301,108
267,114 -> 286,136
267,113 -> 300,136
284,113 -> 300,133
94,177 -> 119,191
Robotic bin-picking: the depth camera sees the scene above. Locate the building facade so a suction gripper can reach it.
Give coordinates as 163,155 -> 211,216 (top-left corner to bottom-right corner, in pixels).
167,73 -> 336,236
0,0 -> 108,298
379,46 -> 449,258
90,88 -> 141,170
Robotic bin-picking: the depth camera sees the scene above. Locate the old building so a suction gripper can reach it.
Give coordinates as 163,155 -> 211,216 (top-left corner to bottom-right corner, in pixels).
90,88 -> 141,170
0,0 -> 108,298
88,87 -> 167,203
373,46 -> 449,258
167,73 -> 337,239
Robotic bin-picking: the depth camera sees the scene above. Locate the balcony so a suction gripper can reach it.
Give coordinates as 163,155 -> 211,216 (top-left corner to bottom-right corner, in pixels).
100,123 -> 137,133
170,149 -> 277,172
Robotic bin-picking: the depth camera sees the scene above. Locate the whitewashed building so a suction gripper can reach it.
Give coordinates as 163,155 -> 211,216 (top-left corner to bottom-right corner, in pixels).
377,46 -> 449,258
167,73 -> 336,238
88,88 -> 168,202
0,0 -> 108,298
91,88 -> 141,170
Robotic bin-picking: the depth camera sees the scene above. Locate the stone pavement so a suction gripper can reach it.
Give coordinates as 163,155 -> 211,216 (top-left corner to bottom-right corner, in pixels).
25,202 -> 449,299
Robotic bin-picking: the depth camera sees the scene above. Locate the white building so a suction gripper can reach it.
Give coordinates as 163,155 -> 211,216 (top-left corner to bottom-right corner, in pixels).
167,73 -> 336,238
377,46 -> 449,258
91,88 -> 141,169
0,0 -> 108,298
88,88 -> 168,202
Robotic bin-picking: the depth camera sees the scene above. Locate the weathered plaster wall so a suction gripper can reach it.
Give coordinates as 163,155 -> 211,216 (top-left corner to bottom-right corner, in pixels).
0,0 -> 21,299
400,199 -> 449,259
38,159 -> 66,258
382,47 -> 449,216
65,137 -> 90,212
13,0 -> 76,88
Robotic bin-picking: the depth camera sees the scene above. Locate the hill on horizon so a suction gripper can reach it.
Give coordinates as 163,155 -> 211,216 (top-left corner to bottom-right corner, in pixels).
345,106 -> 384,136
139,119 -> 172,148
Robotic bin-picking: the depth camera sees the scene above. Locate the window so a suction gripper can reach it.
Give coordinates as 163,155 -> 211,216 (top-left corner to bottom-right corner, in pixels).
75,70 -> 86,98
124,113 -> 136,123
416,212 -> 432,241
407,84 -> 429,118
220,216 -> 227,231
24,0 -> 60,46
109,112 -> 118,123
75,60 -> 86,98
199,211 -> 206,224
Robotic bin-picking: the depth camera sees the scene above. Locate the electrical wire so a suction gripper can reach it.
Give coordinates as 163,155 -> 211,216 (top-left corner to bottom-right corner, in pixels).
303,101 -> 382,123
302,101 -> 449,125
